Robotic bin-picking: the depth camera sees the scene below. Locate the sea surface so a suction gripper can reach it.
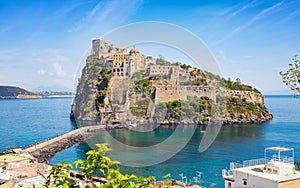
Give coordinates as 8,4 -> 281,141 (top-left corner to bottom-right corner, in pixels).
0,95 -> 300,188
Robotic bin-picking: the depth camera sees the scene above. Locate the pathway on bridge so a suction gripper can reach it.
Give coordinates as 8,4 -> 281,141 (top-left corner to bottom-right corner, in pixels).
24,125 -> 106,162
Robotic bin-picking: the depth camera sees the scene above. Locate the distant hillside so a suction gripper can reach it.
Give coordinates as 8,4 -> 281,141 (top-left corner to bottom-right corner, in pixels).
31,84 -> 73,92
0,86 -> 42,99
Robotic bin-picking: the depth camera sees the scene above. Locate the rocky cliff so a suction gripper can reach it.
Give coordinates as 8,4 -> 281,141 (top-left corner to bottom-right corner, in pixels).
71,39 -> 272,126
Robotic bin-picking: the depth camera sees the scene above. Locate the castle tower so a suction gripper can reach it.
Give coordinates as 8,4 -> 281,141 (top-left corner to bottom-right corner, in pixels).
92,39 -> 100,55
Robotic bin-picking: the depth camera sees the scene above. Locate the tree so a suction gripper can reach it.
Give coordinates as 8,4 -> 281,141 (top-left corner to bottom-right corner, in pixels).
280,55 -> 300,95
235,78 -> 241,84
44,143 -> 156,188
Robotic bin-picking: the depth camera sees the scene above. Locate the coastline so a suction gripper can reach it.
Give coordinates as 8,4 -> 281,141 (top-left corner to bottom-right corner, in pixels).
0,95 -> 42,99
0,119 -> 273,164
0,95 -> 74,100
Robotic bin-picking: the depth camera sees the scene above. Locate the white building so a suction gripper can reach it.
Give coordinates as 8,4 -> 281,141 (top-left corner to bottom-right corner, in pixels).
222,147 -> 300,188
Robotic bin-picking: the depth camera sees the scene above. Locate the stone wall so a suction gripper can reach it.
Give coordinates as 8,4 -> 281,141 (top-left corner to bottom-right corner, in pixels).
154,85 -> 264,105
185,86 -> 217,102
153,85 -> 185,104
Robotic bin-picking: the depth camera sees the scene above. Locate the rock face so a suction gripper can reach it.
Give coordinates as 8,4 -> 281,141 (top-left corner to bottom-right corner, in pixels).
24,125 -> 106,163
30,134 -> 85,163
71,39 -> 272,126
224,113 -> 273,125
0,86 -> 42,99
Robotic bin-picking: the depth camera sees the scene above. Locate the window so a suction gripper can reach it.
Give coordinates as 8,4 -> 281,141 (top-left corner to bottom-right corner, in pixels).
243,180 -> 247,185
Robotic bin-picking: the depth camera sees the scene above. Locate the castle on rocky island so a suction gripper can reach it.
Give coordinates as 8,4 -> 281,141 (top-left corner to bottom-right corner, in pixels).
91,39 -> 154,77
91,39 -> 264,106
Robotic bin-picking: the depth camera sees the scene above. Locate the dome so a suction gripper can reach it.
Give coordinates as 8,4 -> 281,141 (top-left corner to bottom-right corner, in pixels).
129,47 -> 140,55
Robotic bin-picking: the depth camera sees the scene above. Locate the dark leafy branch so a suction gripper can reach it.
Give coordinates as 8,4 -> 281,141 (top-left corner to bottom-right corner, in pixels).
280,55 -> 300,95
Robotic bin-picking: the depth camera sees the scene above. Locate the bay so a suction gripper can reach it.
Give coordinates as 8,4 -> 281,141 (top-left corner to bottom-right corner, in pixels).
0,95 -> 299,188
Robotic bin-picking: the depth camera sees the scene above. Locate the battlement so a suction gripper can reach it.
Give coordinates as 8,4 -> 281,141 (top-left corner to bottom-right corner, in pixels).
221,89 -> 264,104
154,84 -> 264,105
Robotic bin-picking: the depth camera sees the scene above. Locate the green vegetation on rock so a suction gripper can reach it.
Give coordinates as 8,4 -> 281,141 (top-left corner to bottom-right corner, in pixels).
71,40 -> 271,125
223,79 -> 254,91
154,96 -> 213,124
180,64 -> 192,69
153,95 -> 271,124
134,78 -> 151,93
95,67 -> 112,107
130,98 -> 150,117
221,95 -> 270,120
72,55 -> 111,121
132,70 -> 145,79
156,56 -> 171,66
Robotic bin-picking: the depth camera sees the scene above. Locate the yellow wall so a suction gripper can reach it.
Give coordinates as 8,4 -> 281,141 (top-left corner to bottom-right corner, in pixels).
279,179 -> 300,188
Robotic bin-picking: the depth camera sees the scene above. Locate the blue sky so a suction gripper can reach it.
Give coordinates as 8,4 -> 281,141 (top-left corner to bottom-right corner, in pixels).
0,0 -> 299,93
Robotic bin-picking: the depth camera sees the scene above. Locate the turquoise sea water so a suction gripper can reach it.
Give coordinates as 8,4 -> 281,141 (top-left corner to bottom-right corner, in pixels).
0,96 -> 300,188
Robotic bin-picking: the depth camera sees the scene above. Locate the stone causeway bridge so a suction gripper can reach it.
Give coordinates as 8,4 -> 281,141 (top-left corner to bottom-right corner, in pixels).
24,125 -> 106,163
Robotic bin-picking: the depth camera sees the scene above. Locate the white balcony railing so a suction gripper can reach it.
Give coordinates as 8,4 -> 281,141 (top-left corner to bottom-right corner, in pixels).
242,158 -> 267,167
226,157 -> 294,171
222,169 -> 233,177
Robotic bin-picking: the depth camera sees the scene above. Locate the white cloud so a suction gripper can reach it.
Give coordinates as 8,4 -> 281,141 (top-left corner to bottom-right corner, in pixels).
213,1 -> 284,46
52,63 -> 67,77
227,0 -> 257,20
38,69 -> 47,75
53,0 -> 93,17
67,0 -> 143,33
277,9 -> 300,24
68,1 -> 105,32
33,49 -> 69,65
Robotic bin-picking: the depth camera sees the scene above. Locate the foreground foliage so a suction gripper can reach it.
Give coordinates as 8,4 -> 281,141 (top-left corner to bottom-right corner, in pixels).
280,55 -> 300,95
44,143 -> 156,188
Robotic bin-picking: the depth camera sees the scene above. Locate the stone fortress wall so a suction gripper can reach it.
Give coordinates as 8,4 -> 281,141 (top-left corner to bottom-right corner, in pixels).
154,85 -> 264,105
91,39 -> 264,106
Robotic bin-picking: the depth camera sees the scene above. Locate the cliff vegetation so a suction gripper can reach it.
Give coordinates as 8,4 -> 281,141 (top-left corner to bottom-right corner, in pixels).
71,39 -> 272,125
